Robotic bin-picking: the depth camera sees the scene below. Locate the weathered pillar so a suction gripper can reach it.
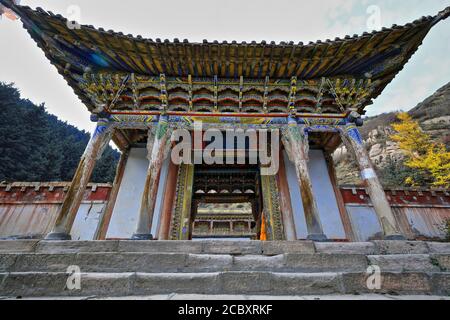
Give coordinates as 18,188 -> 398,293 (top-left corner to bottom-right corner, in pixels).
132,116 -> 172,240
281,117 -> 327,241
94,148 -> 129,240
45,118 -> 113,240
340,124 -> 404,240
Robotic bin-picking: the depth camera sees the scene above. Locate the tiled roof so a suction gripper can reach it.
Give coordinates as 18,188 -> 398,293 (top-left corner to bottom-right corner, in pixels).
1,0 -> 449,113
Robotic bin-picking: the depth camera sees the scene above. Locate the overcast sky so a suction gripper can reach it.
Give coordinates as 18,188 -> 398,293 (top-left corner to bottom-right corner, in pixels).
0,0 -> 449,134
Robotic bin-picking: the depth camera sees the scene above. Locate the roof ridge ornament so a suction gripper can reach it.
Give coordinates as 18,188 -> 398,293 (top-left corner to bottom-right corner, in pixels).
433,6 -> 450,25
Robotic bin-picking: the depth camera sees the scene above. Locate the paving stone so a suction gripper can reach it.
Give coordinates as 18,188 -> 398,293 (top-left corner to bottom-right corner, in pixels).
77,273 -> 134,296
118,241 -> 203,253
427,242 -> 450,254
0,273 -> 7,291
372,241 -> 430,254
35,241 -> 119,254
76,253 -> 187,272
232,255 -> 285,271
1,272 -> 134,297
271,273 -> 343,295
284,254 -> 368,272
1,272 -> 71,297
185,254 -> 233,272
134,273 -> 220,295
262,241 -> 315,255
0,241 -> 38,253
315,242 -> 377,255
368,254 -> 439,272
430,254 -> 450,271
202,241 -> 262,255
14,254 -> 77,272
0,254 -> 17,272
430,273 -> 450,296
220,272 -> 273,294
342,272 -> 432,295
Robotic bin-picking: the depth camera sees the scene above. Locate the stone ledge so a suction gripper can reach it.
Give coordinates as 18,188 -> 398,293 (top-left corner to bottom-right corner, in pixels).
368,254 -> 440,272
202,241 -> 263,255
0,241 -> 39,253
342,272 -> 436,295
283,254 -> 368,272
315,242 -> 376,255
0,240 -> 450,256
35,241 -> 119,254
133,273 -> 219,295
371,241 -> 430,255
1,271 -> 449,297
262,241 -> 315,255
427,242 -> 450,254
118,241 -> 203,254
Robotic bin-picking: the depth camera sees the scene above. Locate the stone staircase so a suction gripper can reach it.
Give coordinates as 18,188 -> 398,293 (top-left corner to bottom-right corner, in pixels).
0,240 -> 449,298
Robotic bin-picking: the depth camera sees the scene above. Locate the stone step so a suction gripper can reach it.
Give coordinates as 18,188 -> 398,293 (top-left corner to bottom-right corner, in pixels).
1,240 -> 449,255
1,252 -> 448,274
1,271 -> 448,297
0,252 -> 365,273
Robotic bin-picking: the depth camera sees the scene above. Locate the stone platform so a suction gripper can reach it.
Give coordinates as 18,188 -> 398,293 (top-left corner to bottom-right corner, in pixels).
0,240 -> 449,299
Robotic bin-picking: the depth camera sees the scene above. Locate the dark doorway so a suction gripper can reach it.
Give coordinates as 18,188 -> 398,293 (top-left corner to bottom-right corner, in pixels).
190,165 -> 263,240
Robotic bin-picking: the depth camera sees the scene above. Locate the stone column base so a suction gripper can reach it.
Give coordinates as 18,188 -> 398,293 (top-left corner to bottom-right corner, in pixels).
44,232 -> 72,241
385,234 -> 406,241
307,234 -> 328,242
131,234 -> 154,240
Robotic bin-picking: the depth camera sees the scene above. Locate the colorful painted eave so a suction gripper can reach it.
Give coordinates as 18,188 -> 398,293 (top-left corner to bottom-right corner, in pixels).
1,0 -> 449,114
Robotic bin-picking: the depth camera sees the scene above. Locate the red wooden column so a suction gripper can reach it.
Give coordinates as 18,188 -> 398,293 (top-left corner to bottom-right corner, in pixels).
277,152 -> 297,240
281,117 -> 327,241
132,116 -> 172,240
45,119 -> 113,240
340,124 -> 405,240
156,161 -> 179,240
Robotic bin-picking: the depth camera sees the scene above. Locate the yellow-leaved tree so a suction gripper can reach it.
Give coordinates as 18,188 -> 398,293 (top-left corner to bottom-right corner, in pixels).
390,112 -> 450,188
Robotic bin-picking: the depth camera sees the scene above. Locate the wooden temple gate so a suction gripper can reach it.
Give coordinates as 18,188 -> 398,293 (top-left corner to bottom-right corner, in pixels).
2,2 -> 449,241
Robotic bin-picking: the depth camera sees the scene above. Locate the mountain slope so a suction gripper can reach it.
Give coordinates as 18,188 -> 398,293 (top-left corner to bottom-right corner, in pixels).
0,82 -> 119,183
